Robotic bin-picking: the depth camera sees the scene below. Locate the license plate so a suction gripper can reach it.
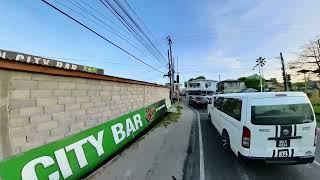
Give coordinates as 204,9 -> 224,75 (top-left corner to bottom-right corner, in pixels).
278,150 -> 289,157
276,140 -> 290,147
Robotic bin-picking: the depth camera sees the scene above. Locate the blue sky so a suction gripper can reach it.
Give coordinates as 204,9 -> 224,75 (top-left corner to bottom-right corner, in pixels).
1,0 -> 320,84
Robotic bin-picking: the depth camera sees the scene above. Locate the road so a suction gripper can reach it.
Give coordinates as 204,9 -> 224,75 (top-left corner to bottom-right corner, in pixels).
183,101 -> 320,180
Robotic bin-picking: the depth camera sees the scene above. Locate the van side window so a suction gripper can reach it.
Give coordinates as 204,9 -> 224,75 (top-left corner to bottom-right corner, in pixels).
216,97 -> 224,110
222,98 -> 242,121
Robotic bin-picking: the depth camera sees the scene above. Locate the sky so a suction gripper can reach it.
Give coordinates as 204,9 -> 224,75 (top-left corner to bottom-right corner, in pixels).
0,0 -> 320,85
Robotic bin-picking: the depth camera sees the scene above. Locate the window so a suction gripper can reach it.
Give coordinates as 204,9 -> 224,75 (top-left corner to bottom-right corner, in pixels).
251,103 -> 314,125
214,97 -> 224,110
205,82 -> 211,88
221,98 -> 242,121
189,83 -> 200,88
207,91 -> 214,96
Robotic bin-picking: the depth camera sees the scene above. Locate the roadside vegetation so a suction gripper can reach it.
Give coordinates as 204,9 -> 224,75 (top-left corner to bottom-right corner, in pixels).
157,104 -> 182,128
313,104 -> 320,127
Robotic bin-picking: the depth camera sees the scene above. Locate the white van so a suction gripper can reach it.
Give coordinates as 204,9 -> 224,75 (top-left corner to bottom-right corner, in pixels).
207,92 -> 317,164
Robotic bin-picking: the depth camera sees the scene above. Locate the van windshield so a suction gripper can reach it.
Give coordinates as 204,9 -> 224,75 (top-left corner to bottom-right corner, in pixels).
251,103 -> 314,125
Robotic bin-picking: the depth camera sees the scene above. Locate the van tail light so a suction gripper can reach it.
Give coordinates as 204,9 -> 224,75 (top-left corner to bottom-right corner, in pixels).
314,128 -> 317,147
242,126 -> 251,148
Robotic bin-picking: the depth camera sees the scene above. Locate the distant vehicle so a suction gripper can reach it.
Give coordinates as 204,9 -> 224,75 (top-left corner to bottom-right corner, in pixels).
207,92 -> 317,164
188,94 -> 209,106
187,91 -> 213,105
185,79 -> 217,106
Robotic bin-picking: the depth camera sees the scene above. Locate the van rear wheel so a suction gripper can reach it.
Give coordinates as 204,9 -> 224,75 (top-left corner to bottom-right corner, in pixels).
222,131 -> 231,151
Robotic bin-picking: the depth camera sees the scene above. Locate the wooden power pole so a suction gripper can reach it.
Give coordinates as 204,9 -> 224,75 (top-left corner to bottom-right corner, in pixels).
280,52 -> 288,91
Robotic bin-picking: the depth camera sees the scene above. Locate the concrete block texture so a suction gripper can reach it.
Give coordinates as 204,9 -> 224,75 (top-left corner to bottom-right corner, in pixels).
29,114 -> 52,124
58,97 -> 75,104
1,69 -> 169,159
9,99 -> 36,109
44,104 -> 64,114
8,117 -> 30,128
38,81 -> 58,90
36,121 -> 58,131
65,104 -> 80,111
72,90 -> 87,96
36,97 -> 57,106
53,90 -> 71,97
31,90 -> 52,98
10,90 -> 30,99
11,80 -> 38,90
58,82 -> 76,90
19,106 -> 43,117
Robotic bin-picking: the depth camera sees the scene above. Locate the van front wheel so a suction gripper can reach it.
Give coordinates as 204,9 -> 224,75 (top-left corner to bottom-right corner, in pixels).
222,131 -> 231,151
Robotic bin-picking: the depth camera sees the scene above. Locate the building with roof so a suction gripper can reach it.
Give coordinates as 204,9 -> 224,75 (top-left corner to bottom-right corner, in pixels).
217,79 -> 246,94
185,79 -> 218,96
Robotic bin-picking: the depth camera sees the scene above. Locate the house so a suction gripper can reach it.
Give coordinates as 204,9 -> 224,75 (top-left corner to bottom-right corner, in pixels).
217,79 -> 246,93
265,78 -> 277,91
185,79 -> 218,96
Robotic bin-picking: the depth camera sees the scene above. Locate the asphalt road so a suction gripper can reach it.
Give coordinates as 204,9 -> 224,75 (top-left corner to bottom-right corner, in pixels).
184,102 -> 320,180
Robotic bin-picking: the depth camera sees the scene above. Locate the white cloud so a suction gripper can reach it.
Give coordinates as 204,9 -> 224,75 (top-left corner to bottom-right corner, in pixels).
193,0 -> 320,83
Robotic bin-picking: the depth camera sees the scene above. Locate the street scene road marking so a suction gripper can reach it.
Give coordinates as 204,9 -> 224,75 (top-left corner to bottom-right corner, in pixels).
187,105 -> 205,180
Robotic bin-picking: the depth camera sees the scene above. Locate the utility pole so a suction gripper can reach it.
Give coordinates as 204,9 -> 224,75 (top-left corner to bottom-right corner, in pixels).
280,52 -> 288,91
176,56 -> 180,104
167,36 -> 174,101
167,50 -> 171,86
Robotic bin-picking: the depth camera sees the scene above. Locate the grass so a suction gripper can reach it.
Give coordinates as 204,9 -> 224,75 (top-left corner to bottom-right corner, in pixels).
156,104 -> 183,128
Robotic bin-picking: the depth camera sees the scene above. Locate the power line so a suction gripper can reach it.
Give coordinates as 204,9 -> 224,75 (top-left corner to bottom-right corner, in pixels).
100,0 -> 163,64
100,0 -> 167,64
123,0 -> 167,56
41,0 -> 164,74
122,0 -> 167,62
58,0 -> 164,68
112,0 -> 167,63
77,0 -> 130,35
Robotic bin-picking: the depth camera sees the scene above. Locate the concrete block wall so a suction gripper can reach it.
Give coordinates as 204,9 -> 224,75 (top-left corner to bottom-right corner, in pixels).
0,69 -> 169,159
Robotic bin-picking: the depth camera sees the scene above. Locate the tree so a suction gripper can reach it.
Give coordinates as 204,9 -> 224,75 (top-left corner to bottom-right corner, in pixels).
238,75 -> 266,91
270,78 -> 278,85
195,76 -> 206,80
188,76 -> 206,81
238,77 -> 246,81
290,37 -> 320,79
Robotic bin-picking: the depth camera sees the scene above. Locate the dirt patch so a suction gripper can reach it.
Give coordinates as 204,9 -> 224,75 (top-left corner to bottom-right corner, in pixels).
156,104 -> 183,128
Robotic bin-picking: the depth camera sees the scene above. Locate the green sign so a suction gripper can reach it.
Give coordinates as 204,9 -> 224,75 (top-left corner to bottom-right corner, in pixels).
0,49 -> 104,75
0,99 -> 171,180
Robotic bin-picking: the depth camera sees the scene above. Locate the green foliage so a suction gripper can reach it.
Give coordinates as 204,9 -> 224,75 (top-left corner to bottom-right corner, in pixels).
238,75 -> 266,90
196,76 -> 206,80
313,104 -> 320,127
292,82 -> 305,88
189,76 -> 206,81
270,78 -> 278,84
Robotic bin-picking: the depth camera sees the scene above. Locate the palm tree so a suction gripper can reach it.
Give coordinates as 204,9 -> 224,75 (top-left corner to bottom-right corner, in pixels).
253,57 -> 266,92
